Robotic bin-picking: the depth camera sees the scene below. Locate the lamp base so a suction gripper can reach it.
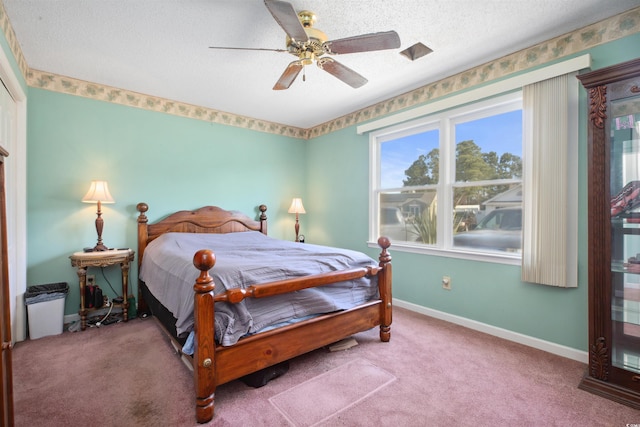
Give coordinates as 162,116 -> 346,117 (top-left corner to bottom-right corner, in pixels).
91,243 -> 110,251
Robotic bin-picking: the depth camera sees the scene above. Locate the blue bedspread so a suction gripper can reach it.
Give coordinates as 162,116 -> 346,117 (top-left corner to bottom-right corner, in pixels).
139,232 -> 378,346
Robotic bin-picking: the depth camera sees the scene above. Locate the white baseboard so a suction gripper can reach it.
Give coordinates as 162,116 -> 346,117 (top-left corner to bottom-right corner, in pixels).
393,298 -> 588,364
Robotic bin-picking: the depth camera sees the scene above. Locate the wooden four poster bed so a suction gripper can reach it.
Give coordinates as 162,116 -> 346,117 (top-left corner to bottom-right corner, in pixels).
136,203 -> 392,423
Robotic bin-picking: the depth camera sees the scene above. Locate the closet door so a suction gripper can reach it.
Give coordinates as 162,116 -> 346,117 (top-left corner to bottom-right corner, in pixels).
0,146 -> 12,426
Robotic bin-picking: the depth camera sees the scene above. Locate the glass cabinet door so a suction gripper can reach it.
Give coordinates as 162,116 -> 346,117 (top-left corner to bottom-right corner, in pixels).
579,57 -> 640,409
611,96 -> 640,375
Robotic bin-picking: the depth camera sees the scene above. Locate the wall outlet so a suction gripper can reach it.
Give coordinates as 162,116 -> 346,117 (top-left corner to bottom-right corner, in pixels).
442,276 -> 452,290
87,275 -> 96,287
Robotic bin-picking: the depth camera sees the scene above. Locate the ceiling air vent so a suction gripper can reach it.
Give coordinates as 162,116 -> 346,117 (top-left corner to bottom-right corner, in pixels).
400,43 -> 433,61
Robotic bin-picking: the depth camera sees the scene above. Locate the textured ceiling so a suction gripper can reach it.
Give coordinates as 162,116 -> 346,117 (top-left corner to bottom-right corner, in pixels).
4,0 -> 640,129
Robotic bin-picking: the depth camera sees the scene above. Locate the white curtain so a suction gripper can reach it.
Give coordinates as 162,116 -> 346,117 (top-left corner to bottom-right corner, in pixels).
521,73 -> 578,287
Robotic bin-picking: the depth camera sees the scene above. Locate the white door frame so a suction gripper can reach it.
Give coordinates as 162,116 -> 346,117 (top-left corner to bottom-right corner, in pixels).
0,46 -> 27,342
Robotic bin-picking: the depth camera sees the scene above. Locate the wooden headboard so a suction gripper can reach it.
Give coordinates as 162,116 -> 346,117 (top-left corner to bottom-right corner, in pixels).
136,203 -> 268,269
135,203 -> 268,314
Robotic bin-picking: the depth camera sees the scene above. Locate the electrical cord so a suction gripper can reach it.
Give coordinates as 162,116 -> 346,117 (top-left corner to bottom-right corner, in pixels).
100,266 -> 121,298
81,267 -> 129,329
92,302 -> 114,327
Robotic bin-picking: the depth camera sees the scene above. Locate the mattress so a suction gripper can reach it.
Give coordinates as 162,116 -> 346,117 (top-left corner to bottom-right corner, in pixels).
139,232 -> 379,345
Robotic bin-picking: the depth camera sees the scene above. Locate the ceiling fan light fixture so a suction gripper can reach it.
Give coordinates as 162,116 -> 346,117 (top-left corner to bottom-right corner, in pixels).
400,42 -> 433,61
300,51 -> 314,66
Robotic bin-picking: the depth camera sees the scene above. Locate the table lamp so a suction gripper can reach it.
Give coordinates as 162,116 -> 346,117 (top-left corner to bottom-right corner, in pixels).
82,180 -> 115,251
288,198 -> 306,242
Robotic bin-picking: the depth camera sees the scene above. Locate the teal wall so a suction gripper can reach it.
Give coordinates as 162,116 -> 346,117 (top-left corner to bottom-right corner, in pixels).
18,27 -> 640,352
306,34 -> 640,352
26,89 -> 306,314
305,118 -> 581,345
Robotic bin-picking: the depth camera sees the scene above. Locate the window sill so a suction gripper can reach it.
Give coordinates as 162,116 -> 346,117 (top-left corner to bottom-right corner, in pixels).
367,240 -> 521,266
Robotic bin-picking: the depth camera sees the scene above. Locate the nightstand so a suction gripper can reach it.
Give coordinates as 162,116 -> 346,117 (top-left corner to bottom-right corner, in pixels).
69,249 -> 135,330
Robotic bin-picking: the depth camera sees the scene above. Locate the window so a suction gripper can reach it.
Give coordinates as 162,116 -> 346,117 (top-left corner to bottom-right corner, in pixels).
371,92 -> 523,259
364,56 -> 584,277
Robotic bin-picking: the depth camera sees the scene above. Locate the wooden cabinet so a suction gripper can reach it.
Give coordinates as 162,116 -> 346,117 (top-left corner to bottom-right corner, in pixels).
0,146 -> 13,425
578,58 -> 640,409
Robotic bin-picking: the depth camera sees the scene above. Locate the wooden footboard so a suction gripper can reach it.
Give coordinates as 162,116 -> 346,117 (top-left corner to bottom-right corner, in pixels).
135,203 -> 392,424
192,237 -> 392,423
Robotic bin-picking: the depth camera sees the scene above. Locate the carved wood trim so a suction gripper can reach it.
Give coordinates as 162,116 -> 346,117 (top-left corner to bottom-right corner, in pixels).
590,337 -> 609,380
588,86 -> 607,129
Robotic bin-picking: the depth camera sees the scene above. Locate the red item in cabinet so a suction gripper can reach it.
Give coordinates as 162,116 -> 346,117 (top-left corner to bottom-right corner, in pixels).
611,181 -> 640,217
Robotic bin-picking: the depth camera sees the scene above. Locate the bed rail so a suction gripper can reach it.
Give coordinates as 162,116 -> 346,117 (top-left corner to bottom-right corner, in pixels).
213,266 -> 382,304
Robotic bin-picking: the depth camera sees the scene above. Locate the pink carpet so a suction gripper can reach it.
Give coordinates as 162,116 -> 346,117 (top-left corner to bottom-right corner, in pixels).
269,358 -> 395,426
11,307 -> 640,426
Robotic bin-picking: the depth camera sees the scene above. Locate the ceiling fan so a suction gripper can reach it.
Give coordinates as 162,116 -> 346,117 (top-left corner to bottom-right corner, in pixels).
209,0 -> 401,90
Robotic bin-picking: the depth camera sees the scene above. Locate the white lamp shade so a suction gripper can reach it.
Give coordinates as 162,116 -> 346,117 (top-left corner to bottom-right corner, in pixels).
82,180 -> 115,204
287,198 -> 306,214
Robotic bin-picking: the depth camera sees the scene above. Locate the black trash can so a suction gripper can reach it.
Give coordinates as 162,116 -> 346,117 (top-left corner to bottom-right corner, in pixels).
25,282 -> 69,339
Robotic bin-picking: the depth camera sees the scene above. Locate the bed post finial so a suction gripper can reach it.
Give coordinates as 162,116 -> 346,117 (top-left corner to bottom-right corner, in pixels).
258,204 -> 268,235
377,236 -> 392,343
193,249 -> 216,423
377,236 -> 391,263
136,202 -> 149,222
194,249 -> 216,274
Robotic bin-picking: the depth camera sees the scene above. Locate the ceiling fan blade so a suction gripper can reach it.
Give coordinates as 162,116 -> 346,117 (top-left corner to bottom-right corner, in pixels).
273,61 -> 304,90
209,46 -> 287,53
323,31 -> 401,54
316,58 -> 368,88
264,0 -> 309,43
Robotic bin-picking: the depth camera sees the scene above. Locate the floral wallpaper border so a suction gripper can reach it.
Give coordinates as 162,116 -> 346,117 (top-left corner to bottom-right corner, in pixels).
1,4 -> 639,140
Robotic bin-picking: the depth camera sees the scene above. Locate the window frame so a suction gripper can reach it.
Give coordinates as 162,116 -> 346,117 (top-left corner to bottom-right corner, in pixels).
369,91 -> 523,265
